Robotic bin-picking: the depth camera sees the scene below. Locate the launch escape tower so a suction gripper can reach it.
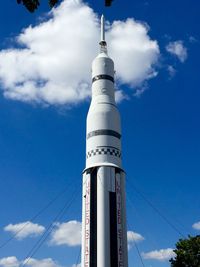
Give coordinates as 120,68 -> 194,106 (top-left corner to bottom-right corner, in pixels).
81,15 -> 128,267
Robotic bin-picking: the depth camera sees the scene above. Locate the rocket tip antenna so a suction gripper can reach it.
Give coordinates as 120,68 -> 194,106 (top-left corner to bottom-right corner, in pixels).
101,14 -> 105,42
100,14 -> 107,49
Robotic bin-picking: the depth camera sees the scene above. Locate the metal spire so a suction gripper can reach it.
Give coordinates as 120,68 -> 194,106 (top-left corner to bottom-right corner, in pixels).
101,14 -> 105,42
99,14 -> 107,52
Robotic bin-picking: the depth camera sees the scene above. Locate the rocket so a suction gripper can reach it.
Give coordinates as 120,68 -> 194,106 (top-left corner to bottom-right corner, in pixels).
81,15 -> 128,267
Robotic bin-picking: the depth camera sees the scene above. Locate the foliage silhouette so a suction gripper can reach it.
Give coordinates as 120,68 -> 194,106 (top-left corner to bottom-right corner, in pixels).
170,235 -> 200,267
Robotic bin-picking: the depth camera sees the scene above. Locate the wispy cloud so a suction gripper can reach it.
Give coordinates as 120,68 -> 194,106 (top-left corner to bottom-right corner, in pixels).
0,0 -> 159,106
127,230 -> 144,242
167,65 -> 177,78
4,221 -> 45,240
133,82 -> 149,97
24,258 -> 62,267
50,220 -> 82,246
192,221 -> 200,230
142,248 -> 175,261
115,90 -> 129,103
189,36 -> 198,43
166,40 -> 187,62
127,230 -> 144,250
0,257 -> 61,267
0,257 -> 19,267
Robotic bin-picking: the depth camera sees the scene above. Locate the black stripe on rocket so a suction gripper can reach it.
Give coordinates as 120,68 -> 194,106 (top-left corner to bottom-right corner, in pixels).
92,74 -> 114,83
87,129 -> 121,140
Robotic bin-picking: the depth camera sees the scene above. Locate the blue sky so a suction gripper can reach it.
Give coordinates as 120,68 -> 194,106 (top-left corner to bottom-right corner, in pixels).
0,0 -> 200,267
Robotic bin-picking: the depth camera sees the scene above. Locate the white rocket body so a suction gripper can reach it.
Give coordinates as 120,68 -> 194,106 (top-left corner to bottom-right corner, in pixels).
81,15 -> 128,267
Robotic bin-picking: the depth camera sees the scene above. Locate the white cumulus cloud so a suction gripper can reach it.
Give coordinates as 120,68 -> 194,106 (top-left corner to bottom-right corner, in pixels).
108,19 -> 159,86
0,257 -> 61,267
192,221 -> 200,230
0,257 -> 19,267
0,0 -> 159,106
127,230 -> 144,250
50,220 -> 82,246
142,248 -> 175,261
4,221 -> 45,240
127,230 -> 144,243
166,40 -> 187,62
24,258 -> 61,267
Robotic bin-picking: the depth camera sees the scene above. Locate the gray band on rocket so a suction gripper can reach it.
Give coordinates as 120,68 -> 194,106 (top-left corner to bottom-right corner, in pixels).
92,74 -> 114,83
87,129 -> 121,139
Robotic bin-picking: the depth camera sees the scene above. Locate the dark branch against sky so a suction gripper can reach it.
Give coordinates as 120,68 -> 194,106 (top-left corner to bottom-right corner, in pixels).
17,0 -> 114,12
17,0 -> 59,12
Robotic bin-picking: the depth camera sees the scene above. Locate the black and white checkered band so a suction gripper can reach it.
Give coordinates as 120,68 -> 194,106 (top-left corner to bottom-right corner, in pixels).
87,147 -> 121,159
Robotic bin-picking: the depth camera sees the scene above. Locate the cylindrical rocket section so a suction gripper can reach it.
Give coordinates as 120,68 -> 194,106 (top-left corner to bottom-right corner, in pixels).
81,171 -> 91,266
82,167 -> 128,267
97,166 -> 111,267
86,53 -> 122,170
